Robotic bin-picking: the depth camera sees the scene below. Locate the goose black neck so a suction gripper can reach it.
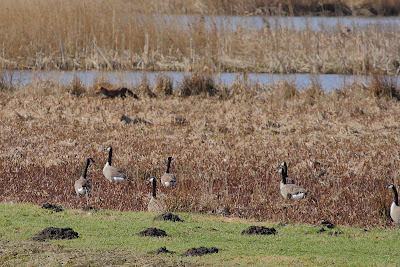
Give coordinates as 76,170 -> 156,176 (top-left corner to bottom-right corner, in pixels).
152,178 -> 157,198
392,186 -> 399,206
108,147 -> 113,165
83,158 -> 92,178
281,166 -> 288,184
166,158 -> 172,173
281,171 -> 287,184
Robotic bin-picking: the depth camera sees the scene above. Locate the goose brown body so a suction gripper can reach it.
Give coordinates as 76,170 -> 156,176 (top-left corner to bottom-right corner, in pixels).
103,146 -> 127,183
74,158 -> 94,196
161,157 -> 177,187
147,177 -> 166,213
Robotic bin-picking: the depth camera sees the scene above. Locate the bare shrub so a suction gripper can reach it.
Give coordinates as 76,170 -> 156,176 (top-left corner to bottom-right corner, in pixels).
137,74 -> 156,98
153,74 -> 173,96
0,70 -> 15,92
65,75 -> 86,96
368,75 -> 399,100
178,72 -> 218,97
301,80 -> 324,106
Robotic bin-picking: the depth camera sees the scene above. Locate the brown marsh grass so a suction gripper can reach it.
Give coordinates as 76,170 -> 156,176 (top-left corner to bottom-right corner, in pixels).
0,0 -> 399,74
4,0 -> 397,16
1,75 -> 399,228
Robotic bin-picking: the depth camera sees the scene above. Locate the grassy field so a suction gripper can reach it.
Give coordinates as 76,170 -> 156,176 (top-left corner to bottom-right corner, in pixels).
1,203 -> 400,266
0,74 -> 399,229
0,0 -> 399,74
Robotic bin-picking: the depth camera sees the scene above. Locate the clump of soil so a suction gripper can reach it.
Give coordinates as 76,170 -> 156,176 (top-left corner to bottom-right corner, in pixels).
155,246 -> 176,254
42,203 -> 63,212
320,221 -> 335,229
242,226 -> 277,235
139,228 -> 168,237
317,227 -> 326,233
31,227 -> 78,241
153,213 -> 183,222
181,247 -> 219,257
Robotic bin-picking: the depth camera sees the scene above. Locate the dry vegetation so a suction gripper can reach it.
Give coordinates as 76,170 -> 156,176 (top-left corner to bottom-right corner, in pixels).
0,0 -> 399,74
5,0 -> 398,16
1,74 -> 400,228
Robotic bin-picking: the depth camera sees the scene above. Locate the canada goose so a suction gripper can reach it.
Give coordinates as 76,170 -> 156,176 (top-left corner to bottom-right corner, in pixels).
74,158 -> 94,196
385,184 -> 400,224
103,146 -> 127,182
147,177 -> 166,212
276,161 -> 307,200
277,161 -> 295,185
161,157 -> 177,187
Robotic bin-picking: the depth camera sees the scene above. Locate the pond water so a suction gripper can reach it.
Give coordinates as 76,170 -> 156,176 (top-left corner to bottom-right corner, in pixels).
151,14 -> 400,32
5,70 -> 398,92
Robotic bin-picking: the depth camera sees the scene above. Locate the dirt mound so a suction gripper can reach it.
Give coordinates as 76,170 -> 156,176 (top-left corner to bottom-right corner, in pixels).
153,213 -> 183,222
242,226 -> 277,235
155,246 -> 176,254
317,227 -> 326,233
31,227 -> 79,241
182,247 -> 219,257
41,203 -> 63,212
320,221 -> 335,229
139,228 -> 168,237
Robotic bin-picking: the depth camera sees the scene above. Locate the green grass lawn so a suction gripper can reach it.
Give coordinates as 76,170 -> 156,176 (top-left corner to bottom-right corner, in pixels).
1,203 -> 399,266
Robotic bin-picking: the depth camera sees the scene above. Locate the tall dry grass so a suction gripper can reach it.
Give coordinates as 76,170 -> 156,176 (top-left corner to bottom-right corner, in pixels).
0,0 -> 399,74
8,0 -> 396,16
0,76 -> 399,228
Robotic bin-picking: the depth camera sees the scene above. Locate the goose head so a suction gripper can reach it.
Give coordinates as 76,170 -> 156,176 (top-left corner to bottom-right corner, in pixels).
275,161 -> 287,173
385,184 -> 395,189
146,177 -> 156,182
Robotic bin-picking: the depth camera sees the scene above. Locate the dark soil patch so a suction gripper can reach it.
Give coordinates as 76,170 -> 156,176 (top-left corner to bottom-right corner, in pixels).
155,246 -> 176,254
31,227 -> 79,241
242,226 -> 277,235
41,203 -> 63,212
153,213 -> 183,222
139,228 -> 168,237
181,247 -> 219,257
321,221 -> 335,229
317,227 -> 326,233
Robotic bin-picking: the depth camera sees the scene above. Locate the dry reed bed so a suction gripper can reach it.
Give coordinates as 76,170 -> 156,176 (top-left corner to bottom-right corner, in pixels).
1,0 -> 399,74
4,0 -> 398,16
1,77 -> 400,228
133,0 -> 400,16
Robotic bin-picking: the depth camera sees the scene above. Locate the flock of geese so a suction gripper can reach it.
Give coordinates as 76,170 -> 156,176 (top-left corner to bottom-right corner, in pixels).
74,146 -> 400,225
74,146 -> 177,210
